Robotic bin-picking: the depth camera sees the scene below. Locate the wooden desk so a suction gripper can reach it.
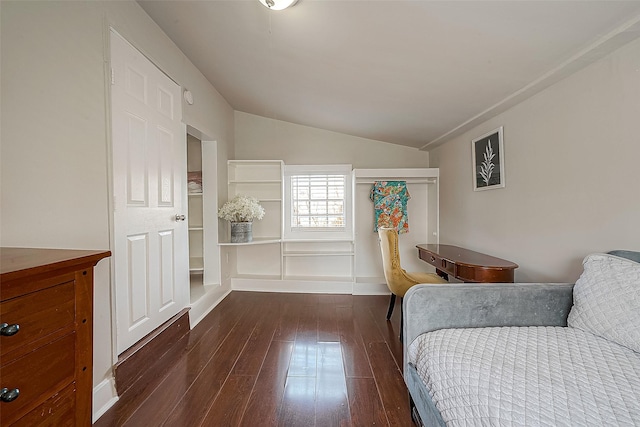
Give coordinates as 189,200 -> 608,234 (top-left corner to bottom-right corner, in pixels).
416,244 -> 518,283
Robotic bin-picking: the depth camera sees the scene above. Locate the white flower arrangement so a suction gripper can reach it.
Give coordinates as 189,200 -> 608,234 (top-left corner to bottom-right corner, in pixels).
217,195 -> 265,223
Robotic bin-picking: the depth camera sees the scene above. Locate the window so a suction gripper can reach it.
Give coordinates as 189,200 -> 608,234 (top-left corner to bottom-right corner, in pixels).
284,164 -> 352,240
291,174 -> 345,228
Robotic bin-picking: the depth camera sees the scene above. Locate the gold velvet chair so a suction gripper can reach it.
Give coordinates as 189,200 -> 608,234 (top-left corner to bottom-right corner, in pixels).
377,227 -> 447,339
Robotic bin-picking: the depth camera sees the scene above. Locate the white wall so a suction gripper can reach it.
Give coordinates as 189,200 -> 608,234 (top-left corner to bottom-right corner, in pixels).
235,111 -> 430,168
430,37 -> 640,283
0,0 -> 234,418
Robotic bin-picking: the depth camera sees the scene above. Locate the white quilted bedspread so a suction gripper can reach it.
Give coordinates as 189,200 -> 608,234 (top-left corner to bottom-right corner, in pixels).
408,326 -> 640,426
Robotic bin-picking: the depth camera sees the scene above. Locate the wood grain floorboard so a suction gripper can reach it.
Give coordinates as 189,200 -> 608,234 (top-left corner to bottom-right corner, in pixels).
121,352 -> 193,426
335,306 -> 373,379
93,333 -> 191,427
366,341 -> 413,426
317,304 -> 341,342
315,342 -> 351,427
231,300 -> 280,376
367,298 -> 404,370
273,300 -> 303,341
352,298 -> 389,345
117,297 -> 254,426
163,299 -> 269,426
295,302 -> 319,342
94,292 -> 413,427
346,377 -> 389,426
240,340 -> 294,426
279,376 -> 317,426
201,374 -> 256,426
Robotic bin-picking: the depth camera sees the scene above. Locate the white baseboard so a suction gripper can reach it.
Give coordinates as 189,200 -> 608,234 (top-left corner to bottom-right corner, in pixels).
189,287 -> 232,328
232,277 -> 353,293
231,277 -> 390,295
93,377 -> 118,423
353,281 -> 389,295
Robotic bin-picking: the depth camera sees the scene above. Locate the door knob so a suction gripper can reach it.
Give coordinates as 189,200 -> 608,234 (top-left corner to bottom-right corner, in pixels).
175,214 -> 186,222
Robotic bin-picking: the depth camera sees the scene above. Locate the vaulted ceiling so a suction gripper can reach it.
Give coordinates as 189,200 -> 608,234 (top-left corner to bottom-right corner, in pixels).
138,1 -> 640,150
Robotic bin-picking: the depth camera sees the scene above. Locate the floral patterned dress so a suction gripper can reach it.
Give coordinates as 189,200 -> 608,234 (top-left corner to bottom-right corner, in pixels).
370,181 -> 411,234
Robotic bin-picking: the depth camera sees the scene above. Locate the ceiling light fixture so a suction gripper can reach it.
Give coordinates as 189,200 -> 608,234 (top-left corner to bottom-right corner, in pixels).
259,0 -> 298,11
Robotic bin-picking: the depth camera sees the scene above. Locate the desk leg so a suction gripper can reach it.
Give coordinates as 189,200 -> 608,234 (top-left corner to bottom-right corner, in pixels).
436,269 -> 449,281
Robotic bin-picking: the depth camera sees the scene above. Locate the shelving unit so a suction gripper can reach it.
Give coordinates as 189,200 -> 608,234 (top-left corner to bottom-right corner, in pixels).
186,134 -> 220,320
218,238 -> 281,246
224,160 -> 284,280
226,160 -> 283,241
282,240 -> 354,283
222,162 -> 439,294
187,191 -> 204,273
187,138 -> 204,284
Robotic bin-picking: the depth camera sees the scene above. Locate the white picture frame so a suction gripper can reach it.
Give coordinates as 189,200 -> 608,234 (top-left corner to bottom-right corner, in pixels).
472,126 -> 505,191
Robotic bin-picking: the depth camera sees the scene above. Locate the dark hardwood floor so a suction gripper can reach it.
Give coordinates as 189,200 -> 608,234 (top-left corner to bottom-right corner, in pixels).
94,291 -> 413,426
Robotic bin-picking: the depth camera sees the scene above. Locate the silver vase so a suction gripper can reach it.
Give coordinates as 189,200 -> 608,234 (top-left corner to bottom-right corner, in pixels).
230,221 -> 253,243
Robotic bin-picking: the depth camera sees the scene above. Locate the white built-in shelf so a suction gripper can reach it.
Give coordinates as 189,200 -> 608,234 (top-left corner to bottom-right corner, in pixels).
227,162 -> 282,245
354,168 -> 439,179
219,237 -> 282,246
283,251 -> 354,257
229,180 -> 281,184
189,257 -> 204,272
223,164 -> 438,291
189,226 -> 204,231
354,168 -> 438,185
356,179 -> 436,185
229,160 -> 284,166
283,238 -> 354,243
188,192 -> 203,196
234,273 -> 282,280
283,275 -> 354,282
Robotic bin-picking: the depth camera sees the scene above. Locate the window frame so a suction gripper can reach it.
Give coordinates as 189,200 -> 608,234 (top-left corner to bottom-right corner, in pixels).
283,164 -> 353,241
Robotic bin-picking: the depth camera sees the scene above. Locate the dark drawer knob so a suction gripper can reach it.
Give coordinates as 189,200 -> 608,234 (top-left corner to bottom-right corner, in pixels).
0,323 -> 20,336
0,388 -> 20,402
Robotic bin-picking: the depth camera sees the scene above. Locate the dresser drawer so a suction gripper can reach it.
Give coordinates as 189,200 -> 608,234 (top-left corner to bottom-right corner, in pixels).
10,383 -> 76,427
1,281 -> 75,358
1,333 -> 75,425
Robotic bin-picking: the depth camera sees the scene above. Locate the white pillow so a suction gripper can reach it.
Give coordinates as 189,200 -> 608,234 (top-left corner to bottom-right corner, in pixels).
568,253 -> 640,353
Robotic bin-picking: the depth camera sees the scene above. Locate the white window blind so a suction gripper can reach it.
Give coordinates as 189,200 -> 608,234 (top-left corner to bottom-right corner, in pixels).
284,164 -> 353,240
291,174 -> 345,229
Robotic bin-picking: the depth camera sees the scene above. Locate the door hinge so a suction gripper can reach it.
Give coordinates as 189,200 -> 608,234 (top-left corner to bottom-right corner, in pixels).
111,68 -> 115,85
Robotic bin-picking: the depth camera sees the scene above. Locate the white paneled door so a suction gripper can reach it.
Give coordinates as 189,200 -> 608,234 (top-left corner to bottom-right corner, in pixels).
110,30 -> 189,354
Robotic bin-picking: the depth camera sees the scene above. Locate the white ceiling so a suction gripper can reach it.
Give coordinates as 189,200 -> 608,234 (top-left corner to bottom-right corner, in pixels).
138,0 -> 640,150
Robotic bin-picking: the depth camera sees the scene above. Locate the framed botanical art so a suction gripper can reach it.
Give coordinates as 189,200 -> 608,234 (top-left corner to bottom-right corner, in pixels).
472,126 -> 505,191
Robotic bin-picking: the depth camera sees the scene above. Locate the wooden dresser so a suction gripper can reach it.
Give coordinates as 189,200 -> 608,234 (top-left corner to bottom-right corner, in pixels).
0,248 -> 110,426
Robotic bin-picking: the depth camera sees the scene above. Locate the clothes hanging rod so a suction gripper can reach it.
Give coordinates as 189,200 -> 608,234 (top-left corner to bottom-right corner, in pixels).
356,179 -> 436,185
